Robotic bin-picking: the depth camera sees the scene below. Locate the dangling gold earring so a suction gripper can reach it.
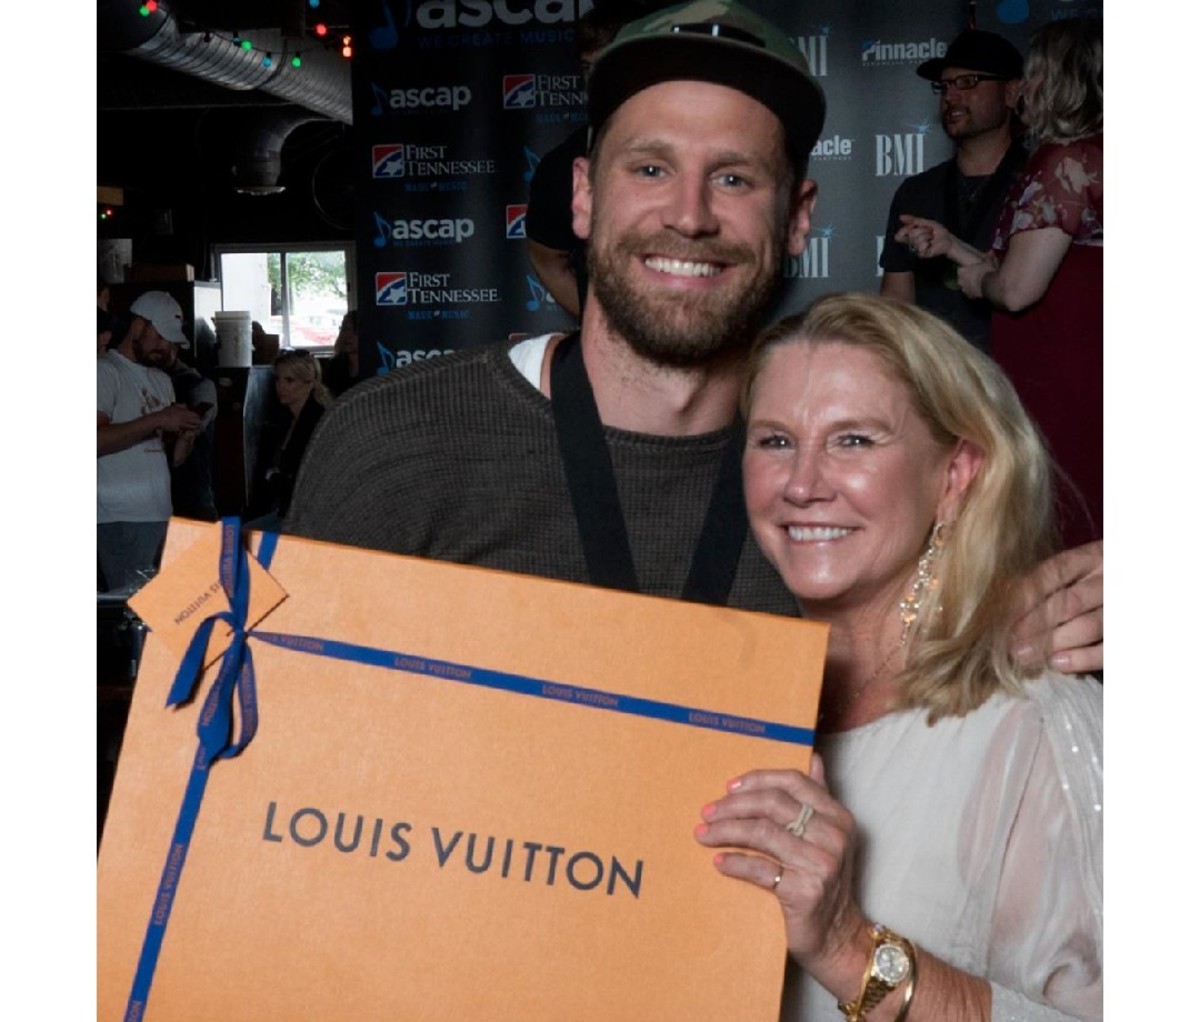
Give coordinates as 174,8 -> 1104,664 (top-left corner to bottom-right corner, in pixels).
899,521 -> 947,643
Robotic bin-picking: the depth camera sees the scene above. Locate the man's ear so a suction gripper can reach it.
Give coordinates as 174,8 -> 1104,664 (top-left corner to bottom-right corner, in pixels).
785,180 -> 818,257
571,156 -> 593,242
937,439 -> 985,522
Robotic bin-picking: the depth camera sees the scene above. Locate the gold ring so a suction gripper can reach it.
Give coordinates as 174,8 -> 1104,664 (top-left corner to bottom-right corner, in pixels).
786,802 -> 815,839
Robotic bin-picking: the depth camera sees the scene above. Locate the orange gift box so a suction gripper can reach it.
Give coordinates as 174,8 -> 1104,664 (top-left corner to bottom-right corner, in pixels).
97,519 -> 827,1022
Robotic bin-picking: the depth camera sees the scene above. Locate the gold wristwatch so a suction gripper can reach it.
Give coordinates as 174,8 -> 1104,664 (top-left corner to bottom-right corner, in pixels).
837,923 -> 915,1021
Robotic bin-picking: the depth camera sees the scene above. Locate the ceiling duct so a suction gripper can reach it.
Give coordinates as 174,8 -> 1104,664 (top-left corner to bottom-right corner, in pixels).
99,1 -> 351,125
227,109 -> 321,194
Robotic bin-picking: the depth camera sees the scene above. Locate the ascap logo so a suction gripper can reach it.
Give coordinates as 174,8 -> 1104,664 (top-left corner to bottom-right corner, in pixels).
784,228 -> 833,279
373,212 -> 476,247
376,343 -> 457,374
861,37 -> 947,66
414,0 -> 587,30
810,135 -> 853,161
369,83 -> 473,115
793,31 -> 829,77
875,128 -> 929,176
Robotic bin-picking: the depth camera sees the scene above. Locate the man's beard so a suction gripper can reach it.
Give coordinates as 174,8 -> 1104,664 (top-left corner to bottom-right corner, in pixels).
586,227 -> 785,369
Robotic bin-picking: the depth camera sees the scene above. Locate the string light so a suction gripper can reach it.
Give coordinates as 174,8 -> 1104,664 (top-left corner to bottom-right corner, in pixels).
262,53 -> 273,68
240,38 -> 253,51
314,23 -> 328,37
341,34 -> 353,59
291,54 -> 302,68
138,1 -> 158,15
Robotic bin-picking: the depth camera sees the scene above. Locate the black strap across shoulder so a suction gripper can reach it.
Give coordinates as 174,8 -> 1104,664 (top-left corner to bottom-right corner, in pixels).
549,331 -> 748,606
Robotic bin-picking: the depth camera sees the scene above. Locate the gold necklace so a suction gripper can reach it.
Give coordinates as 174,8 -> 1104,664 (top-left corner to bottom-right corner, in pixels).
819,640 -> 904,726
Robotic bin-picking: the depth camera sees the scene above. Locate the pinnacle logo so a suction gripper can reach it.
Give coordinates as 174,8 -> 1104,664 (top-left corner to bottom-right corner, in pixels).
860,37 -> 947,66
810,135 -> 853,161
793,31 -> 829,77
784,229 -> 832,279
875,129 -> 929,176
413,0 -> 587,30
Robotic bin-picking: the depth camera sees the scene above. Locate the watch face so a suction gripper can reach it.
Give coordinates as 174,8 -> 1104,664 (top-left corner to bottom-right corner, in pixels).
874,943 -> 911,985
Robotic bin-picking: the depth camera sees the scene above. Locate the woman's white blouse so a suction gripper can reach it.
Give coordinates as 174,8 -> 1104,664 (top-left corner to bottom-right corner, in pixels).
784,674 -> 1102,1021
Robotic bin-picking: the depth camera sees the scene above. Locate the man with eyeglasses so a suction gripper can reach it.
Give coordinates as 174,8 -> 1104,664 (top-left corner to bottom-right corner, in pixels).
879,29 -> 1025,353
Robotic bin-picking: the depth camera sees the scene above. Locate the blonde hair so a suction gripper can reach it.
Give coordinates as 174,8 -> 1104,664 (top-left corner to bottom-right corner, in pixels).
274,349 -> 331,407
744,293 -> 1058,721
1023,17 -> 1102,144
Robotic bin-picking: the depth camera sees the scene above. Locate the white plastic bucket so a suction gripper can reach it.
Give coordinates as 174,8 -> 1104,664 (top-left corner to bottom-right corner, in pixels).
212,310 -> 253,368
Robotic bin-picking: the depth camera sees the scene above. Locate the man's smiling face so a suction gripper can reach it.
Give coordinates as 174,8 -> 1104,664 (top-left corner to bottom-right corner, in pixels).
574,79 -> 814,368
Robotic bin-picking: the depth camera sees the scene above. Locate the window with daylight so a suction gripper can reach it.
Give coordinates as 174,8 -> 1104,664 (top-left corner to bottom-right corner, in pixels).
217,245 -> 353,349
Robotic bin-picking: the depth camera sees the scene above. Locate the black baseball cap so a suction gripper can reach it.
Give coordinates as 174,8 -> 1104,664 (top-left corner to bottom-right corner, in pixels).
587,0 -> 826,162
917,29 -> 1024,81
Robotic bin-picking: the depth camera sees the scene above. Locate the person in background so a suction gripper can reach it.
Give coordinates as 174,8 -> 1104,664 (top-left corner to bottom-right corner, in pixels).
98,306 -> 114,356
697,292 -> 1100,1021
97,290 -> 201,591
898,17 -> 1102,548
323,310 -> 359,397
524,0 -> 673,319
288,1 -> 1103,676
879,29 -> 1026,353
249,350 -> 330,529
156,338 -> 219,521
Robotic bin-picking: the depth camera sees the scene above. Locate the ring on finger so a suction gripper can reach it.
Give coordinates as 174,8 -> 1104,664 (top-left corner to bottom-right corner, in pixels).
786,802 -> 815,839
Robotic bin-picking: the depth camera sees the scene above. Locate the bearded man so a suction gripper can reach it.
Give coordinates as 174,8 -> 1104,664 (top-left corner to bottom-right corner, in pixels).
287,1 -> 1101,671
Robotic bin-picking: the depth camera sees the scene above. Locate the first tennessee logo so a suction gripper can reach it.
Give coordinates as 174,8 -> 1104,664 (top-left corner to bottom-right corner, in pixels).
376,272 -> 408,306
373,145 -> 406,179
502,75 -> 536,110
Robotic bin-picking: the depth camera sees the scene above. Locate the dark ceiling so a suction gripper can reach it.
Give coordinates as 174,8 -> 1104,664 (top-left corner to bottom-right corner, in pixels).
98,0 -> 359,263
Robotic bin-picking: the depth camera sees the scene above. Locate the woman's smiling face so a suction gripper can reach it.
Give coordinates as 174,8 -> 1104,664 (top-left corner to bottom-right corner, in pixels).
743,340 -> 966,619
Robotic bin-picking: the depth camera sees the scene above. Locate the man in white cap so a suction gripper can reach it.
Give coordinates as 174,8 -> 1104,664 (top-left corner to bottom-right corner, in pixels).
288,2 -> 1100,654
97,290 -> 202,591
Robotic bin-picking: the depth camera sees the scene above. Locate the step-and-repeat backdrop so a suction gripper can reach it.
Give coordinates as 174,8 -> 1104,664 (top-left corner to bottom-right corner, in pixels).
350,0 -> 1101,373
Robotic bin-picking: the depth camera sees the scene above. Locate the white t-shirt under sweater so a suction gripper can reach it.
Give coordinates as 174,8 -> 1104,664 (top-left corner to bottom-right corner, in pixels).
97,350 -> 174,523
785,674 -> 1102,1022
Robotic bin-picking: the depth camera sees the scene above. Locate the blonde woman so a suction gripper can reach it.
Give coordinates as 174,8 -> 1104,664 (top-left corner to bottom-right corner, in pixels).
696,293 -> 1100,1021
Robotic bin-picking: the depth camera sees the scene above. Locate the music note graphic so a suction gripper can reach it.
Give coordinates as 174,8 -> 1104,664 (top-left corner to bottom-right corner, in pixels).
523,147 -> 541,183
525,275 -> 546,312
373,212 -> 392,248
370,82 -> 389,118
376,342 -> 396,376
369,1 -> 399,50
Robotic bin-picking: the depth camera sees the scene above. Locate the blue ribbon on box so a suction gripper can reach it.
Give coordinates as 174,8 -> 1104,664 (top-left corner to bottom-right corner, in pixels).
124,519 -> 815,1020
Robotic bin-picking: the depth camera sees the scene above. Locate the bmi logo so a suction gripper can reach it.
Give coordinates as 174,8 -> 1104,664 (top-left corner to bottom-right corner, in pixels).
376,272 -> 408,306
507,204 -> 527,239
875,128 -> 929,176
784,228 -> 832,279
503,75 -> 537,109
793,32 -> 829,76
